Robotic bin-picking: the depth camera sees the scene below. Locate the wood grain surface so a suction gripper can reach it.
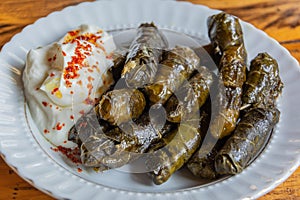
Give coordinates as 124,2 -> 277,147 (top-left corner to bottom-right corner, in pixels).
0,0 -> 299,199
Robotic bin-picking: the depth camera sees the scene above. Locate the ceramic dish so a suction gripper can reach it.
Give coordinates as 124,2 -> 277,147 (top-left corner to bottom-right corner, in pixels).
0,0 -> 299,199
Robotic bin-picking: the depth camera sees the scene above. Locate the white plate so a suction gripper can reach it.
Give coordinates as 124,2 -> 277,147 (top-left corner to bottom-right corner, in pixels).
0,0 -> 299,199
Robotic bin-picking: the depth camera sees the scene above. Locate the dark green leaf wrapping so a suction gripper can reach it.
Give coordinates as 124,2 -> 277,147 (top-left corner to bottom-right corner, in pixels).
242,52 -> 283,108
145,103 -> 210,185
108,50 -> 127,82
214,107 -> 280,175
67,108 -> 117,170
144,46 -> 200,104
165,66 -> 213,123
208,13 -> 247,139
98,88 -> 146,125
106,113 -> 175,154
121,23 -> 168,88
208,12 -> 244,56
187,137 -> 226,179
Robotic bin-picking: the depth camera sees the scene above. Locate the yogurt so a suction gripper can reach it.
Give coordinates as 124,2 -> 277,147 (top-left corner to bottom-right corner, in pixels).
23,25 -> 116,147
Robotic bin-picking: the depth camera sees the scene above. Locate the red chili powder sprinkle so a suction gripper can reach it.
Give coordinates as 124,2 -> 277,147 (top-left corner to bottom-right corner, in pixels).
87,83 -> 93,90
55,122 -> 65,131
43,129 -> 49,134
63,140 -> 67,144
77,80 -> 83,86
51,146 -> 82,164
84,97 -> 94,105
70,91 -> 74,95
42,101 -> 48,107
77,168 -> 83,173
87,76 -> 94,82
70,115 -> 74,120
62,51 -> 67,56
49,72 -> 55,77
51,87 -> 59,95
79,110 -> 85,115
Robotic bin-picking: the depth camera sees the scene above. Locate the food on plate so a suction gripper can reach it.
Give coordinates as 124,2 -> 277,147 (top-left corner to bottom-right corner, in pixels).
69,106 -> 175,169
208,12 -> 247,139
121,23 -> 168,88
187,136 -> 226,179
23,24 -> 116,147
24,12 -> 283,185
165,66 -> 213,123
242,53 -> 284,109
145,122 -> 202,184
214,107 -> 280,174
144,46 -> 200,104
98,88 -> 146,125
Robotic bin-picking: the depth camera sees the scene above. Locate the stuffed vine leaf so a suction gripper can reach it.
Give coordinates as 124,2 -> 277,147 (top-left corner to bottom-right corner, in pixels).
242,52 -> 283,108
214,107 -> 280,175
145,46 -> 200,105
121,23 -> 168,88
208,13 -> 247,139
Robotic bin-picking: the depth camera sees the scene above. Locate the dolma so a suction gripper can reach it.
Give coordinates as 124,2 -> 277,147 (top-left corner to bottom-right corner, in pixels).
121,23 -> 168,88
208,13 -> 247,139
92,113 -> 175,169
242,52 -> 283,108
68,107 -> 117,170
214,107 -> 280,175
145,105 -> 209,185
145,46 -> 200,104
165,66 -> 213,123
98,88 -> 146,125
187,135 -> 227,179
108,50 -> 127,82
208,12 -> 244,57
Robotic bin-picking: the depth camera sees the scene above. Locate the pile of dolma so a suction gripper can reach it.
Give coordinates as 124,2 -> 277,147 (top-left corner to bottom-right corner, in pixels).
66,13 -> 283,185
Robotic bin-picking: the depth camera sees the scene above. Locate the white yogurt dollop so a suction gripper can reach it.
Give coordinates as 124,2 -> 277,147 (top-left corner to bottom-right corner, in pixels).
23,25 -> 116,147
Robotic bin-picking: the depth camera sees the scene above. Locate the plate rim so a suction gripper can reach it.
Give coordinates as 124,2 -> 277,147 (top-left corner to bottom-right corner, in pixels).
0,0 -> 299,199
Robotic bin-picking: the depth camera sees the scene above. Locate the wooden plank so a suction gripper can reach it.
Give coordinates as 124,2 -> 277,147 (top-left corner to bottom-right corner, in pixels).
0,0 -> 299,200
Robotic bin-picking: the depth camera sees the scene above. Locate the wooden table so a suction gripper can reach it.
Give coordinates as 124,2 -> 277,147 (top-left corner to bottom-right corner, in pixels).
0,0 -> 299,199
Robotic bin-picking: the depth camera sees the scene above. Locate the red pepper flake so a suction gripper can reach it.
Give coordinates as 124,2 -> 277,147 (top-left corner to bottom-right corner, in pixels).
84,97 -> 94,105
70,91 -> 74,95
79,110 -> 85,115
77,80 -> 83,86
51,87 -> 59,95
87,83 -> 93,90
48,58 -> 52,62
49,72 -> 55,77
42,101 -> 48,107
35,87 -> 39,90
53,54 -> 57,61
55,122 -> 65,131
50,104 -> 53,108
87,68 -> 94,73
56,106 -> 59,110
70,115 -> 74,120
62,51 -> 67,56
50,147 -> 59,152
63,140 -> 67,144
77,168 -> 83,173
106,53 -> 113,60
51,146 -> 82,164
69,30 -> 80,37
87,76 -> 94,82
43,129 -> 49,134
